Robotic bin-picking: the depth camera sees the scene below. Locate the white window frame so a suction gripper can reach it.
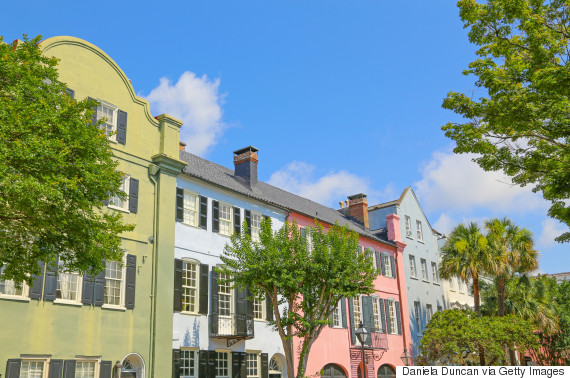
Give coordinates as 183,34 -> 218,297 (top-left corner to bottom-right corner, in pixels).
182,260 -> 199,314
182,190 -> 199,227
181,348 -> 199,378
437,305 -> 443,313
19,357 -> 49,378
55,261 -> 83,305
246,351 -> 261,378
409,255 -> 417,278
449,277 -> 456,291
416,220 -> 424,241
103,254 -> 126,309
218,273 -> 233,317
414,301 -> 421,330
372,296 -> 383,331
96,99 -> 118,142
426,304 -> 433,323
108,175 -> 130,212
382,254 -> 393,278
218,202 -> 233,237
74,358 -> 100,378
420,259 -> 429,281
301,227 -> 314,252
388,299 -> 398,335
332,300 -> 342,328
458,279 -> 465,294
405,216 -> 413,238
253,296 -> 265,321
353,296 -> 362,325
431,262 -> 439,284
0,266 -> 29,300
250,211 -> 262,242
215,350 -> 230,378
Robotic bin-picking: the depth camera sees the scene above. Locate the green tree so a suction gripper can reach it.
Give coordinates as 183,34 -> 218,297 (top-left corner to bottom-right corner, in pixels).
419,309 -> 539,366
0,35 -> 133,283
220,219 -> 376,378
442,0 -> 570,242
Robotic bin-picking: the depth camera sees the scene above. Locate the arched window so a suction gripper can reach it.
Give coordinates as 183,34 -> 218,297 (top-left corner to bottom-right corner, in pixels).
377,364 -> 395,378
269,356 -> 282,378
322,364 -> 346,378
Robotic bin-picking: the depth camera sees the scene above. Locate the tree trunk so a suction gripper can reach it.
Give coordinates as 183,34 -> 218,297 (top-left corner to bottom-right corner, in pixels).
472,274 -> 486,365
296,336 -> 314,378
509,347 -> 518,366
497,277 -> 506,317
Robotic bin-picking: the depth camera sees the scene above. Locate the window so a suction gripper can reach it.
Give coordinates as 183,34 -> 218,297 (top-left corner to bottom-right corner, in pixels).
104,258 -> 125,307
388,300 -> 397,334
253,297 -> 264,320
409,255 -> 417,278
353,296 -> 362,325
218,273 -> 232,316
20,359 -> 46,378
246,353 -> 260,378
75,360 -> 97,378
219,203 -> 233,236
365,248 -> 375,268
251,212 -> 262,242
405,216 -> 412,238
426,304 -> 433,323
96,101 -> 118,141
458,279 -> 465,294
372,297 -> 383,331
420,259 -> 428,281
300,227 -> 313,252
181,349 -> 198,378
0,266 -> 27,298
437,305 -> 443,313
431,262 -> 439,283
109,175 -> 129,211
332,300 -> 342,328
182,261 -> 198,313
416,220 -> 424,241
216,352 -> 229,378
183,191 -> 199,227
56,262 -> 82,303
382,254 -> 392,277
450,277 -> 456,291
414,301 -> 421,330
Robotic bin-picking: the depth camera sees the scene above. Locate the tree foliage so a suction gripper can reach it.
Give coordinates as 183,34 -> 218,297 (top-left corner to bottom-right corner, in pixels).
220,219 -> 376,378
419,309 -> 539,366
442,0 -> 570,242
0,35 -> 133,283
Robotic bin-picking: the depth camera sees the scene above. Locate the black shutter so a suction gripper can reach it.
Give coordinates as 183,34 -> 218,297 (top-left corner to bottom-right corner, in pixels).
82,272 -> 93,305
199,351 -> 208,378
173,349 -> 181,378
63,360 -> 76,378
128,178 -> 139,213
65,88 -> 75,99
240,352 -> 246,378
235,287 -> 248,335
362,296 -> 373,345
234,207 -> 241,235
116,109 -> 127,145
199,196 -> 208,229
99,361 -> 112,378
380,253 -> 386,276
395,301 -> 402,335
245,287 -> 254,317
245,210 -> 252,236
208,351 -> 216,378
174,259 -> 183,312
176,188 -> 184,222
231,352 -> 241,378
375,251 -> 381,274
29,261 -> 45,299
385,300 -> 392,334
93,264 -> 106,306
5,359 -> 21,378
199,263 -> 209,315
125,254 -> 136,309
212,201 -> 219,233
390,255 -> 396,279
379,298 -> 387,333
348,297 -> 356,344
211,269 -> 219,314
49,359 -> 64,378
89,97 -> 98,126
265,294 -> 273,321
44,257 -> 58,301
341,298 -> 347,328
261,353 -> 269,378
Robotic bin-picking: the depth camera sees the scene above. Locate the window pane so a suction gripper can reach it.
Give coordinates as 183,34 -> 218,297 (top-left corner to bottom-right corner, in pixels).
20,360 -> 44,378
183,262 -> 198,312
0,266 -> 23,296
181,350 -> 196,378
216,352 -> 228,377
247,353 -> 259,377
105,260 -> 123,306
75,361 -> 96,378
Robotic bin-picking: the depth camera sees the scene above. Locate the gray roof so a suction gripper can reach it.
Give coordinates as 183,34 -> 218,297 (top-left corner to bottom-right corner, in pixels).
179,150 -> 395,247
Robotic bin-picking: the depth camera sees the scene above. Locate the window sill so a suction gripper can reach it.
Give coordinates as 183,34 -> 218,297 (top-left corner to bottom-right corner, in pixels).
410,276 -> 418,280
0,295 -> 30,302
181,311 -> 201,316
181,222 -> 200,229
54,299 -> 83,307
433,282 -> 440,286
417,240 -> 425,244
102,304 -> 127,311
422,280 -> 430,283
108,205 -> 130,213
406,235 -> 414,240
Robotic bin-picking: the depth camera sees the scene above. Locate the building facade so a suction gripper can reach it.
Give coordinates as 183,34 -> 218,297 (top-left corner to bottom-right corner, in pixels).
0,36 -> 186,378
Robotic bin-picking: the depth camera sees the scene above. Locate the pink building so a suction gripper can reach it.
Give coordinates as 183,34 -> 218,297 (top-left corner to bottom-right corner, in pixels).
287,194 -> 411,378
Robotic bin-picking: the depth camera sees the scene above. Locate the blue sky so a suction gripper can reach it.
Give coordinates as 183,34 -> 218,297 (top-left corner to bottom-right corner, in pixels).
2,1 -> 568,273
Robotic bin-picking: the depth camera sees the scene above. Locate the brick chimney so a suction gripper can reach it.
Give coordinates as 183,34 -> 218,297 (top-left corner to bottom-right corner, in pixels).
179,142 -> 187,151
233,146 -> 259,187
347,193 -> 369,229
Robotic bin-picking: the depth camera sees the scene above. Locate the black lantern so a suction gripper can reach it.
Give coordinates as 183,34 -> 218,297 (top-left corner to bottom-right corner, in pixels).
355,322 -> 369,345
400,348 -> 413,366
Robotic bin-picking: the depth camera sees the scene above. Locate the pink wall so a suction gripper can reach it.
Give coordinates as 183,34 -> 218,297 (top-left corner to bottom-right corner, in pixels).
288,211 -> 411,378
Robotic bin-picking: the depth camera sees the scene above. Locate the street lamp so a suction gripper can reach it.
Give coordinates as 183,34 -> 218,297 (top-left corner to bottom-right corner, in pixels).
400,348 -> 413,366
355,322 -> 369,378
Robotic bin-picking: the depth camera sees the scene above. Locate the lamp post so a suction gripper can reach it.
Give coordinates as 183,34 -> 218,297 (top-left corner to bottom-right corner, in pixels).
355,322 -> 369,378
400,348 -> 413,366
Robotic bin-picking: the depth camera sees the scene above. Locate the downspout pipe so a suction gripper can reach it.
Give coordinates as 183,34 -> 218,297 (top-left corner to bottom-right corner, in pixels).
147,163 -> 160,377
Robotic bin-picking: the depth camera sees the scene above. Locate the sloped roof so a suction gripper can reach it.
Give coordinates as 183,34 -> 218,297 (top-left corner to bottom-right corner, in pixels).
179,150 -> 395,247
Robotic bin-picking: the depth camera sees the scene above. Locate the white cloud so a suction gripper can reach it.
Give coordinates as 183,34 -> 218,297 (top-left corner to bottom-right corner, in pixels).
268,161 -> 393,208
538,218 -> 568,248
414,151 -> 547,214
144,71 -> 227,156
